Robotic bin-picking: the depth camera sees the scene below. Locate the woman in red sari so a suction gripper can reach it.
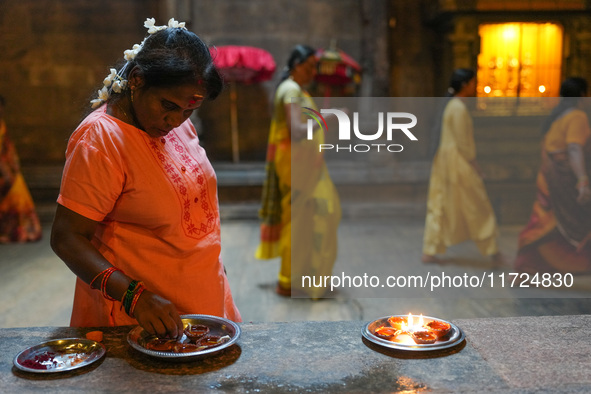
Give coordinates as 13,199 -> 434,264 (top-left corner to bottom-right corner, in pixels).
515,77 -> 591,274
0,95 -> 42,243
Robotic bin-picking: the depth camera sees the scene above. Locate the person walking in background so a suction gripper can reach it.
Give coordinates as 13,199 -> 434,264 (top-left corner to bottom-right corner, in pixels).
255,45 -> 341,298
50,18 -> 240,339
422,69 -> 505,266
0,95 -> 42,243
515,77 -> 591,274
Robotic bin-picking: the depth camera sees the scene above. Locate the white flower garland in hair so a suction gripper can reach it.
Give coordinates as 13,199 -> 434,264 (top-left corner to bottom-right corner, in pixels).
91,18 -> 187,108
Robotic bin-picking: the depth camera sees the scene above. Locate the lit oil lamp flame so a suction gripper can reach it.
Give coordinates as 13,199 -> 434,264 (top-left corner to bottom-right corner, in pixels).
405,313 -> 424,332
394,313 -> 428,345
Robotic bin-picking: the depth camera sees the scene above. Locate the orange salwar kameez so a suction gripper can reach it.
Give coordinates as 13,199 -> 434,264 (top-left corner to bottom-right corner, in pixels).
58,107 -> 241,327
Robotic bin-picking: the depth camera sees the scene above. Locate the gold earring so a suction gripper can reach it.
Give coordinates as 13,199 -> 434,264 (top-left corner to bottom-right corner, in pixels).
130,87 -> 134,103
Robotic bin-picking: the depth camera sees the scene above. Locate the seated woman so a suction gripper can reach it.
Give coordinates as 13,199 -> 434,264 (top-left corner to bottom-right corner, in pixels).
0,95 -> 42,243
514,77 -> 591,274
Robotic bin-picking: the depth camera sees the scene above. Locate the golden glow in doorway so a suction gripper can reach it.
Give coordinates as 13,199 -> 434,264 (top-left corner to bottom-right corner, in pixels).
477,23 -> 562,97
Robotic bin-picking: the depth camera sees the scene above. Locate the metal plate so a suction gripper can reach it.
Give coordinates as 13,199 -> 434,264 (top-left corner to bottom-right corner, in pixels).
127,314 -> 240,361
13,338 -> 106,373
362,315 -> 465,352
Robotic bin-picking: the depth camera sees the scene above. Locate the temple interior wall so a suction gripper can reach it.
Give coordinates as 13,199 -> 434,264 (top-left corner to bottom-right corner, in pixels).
1,0 -> 590,224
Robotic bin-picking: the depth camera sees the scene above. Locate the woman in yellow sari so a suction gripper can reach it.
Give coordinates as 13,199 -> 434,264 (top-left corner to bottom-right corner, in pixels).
422,69 -> 504,265
256,45 -> 341,298
0,95 -> 42,243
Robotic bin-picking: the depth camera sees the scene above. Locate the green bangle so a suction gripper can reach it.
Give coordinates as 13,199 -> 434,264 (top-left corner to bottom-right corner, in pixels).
123,280 -> 139,315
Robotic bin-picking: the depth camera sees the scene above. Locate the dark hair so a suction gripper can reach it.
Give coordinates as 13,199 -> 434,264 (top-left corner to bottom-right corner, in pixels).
124,28 -> 222,100
0,95 -> 5,107
447,68 -> 476,97
279,44 -> 316,82
540,77 -> 588,135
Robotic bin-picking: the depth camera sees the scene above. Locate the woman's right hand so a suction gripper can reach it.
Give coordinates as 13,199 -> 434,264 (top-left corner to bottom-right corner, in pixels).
132,290 -> 184,339
577,183 -> 591,204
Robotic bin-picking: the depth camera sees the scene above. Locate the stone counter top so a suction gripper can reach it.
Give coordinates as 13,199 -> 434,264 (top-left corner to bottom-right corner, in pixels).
1,315 -> 590,392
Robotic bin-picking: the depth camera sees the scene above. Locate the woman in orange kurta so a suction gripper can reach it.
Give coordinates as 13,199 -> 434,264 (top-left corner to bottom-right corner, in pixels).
51,19 -> 240,339
514,77 -> 591,274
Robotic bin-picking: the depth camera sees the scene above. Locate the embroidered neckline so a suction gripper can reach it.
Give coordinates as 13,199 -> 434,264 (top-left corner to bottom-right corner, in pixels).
146,133 -> 215,239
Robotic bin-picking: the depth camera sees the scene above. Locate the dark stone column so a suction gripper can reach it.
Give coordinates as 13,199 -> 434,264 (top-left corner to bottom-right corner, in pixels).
565,16 -> 591,83
389,0 -> 438,97
360,0 -> 390,97
447,16 -> 479,71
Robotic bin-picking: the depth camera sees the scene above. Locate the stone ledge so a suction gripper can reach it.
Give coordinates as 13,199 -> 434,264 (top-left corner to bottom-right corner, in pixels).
3,316 -> 591,392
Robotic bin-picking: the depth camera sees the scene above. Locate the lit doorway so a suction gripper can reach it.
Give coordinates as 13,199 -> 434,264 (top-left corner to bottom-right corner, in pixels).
477,23 -> 563,98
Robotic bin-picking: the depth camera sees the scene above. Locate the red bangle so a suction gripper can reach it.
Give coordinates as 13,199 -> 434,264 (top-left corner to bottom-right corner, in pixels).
89,268 -> 109,289
129,283 -> 146,318
89,267 -> 122,301
101,268 -> 119,301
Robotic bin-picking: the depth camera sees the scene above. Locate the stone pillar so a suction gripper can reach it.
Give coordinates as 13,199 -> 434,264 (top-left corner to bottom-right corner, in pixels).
360,0 -> 390,97
447,16 -> 479,71
160,0 -> 192,24
389,0 -> 437,97
565,17 -> 591,83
